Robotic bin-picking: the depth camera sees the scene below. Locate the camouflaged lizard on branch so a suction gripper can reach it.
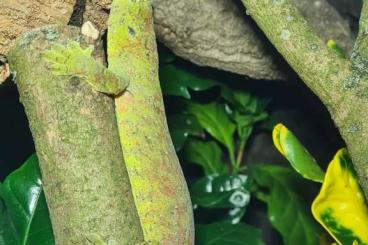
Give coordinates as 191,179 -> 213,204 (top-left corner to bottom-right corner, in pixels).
43,0 -> 194,244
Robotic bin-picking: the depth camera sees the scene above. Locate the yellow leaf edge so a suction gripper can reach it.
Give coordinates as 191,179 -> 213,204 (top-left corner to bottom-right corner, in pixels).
272,123 -> 286,156
312,149 -> 368,245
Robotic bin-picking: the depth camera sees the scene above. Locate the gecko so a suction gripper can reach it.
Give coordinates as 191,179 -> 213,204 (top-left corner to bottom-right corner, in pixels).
43,0 -> 194,244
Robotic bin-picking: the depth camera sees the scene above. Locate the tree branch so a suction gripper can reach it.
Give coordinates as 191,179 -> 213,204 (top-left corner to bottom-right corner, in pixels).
352,0 -> 368,76
239,0 -> 368,200
8,25 -> 144,244
240,0 -> 351,107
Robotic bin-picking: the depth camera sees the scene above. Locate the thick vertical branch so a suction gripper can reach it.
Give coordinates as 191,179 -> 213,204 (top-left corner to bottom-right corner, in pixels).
8,26 -> 144,245
108,1 -> 194,243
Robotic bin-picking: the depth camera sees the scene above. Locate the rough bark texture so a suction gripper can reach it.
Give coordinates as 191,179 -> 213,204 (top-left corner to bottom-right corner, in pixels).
0,0 -> 75,55
295,0 -> 354,53
108,1 -> 194,243
0,0 -> 353,80
15,0 -> 351,81
153,0 -> 282,80
239,0 -> 368,200
152,0 -> 353,80
239,0 -> 352,99
8,25 -> 144,245
83,0 -> 111,31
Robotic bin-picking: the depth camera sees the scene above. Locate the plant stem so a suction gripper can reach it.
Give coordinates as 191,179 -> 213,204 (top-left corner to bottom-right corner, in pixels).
228,147 -> 238,173
238,166 -> 248,173
236,138 -> 247,168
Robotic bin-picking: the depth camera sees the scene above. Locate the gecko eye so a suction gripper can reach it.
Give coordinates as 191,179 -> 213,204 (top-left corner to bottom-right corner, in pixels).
128,27 -> 136,37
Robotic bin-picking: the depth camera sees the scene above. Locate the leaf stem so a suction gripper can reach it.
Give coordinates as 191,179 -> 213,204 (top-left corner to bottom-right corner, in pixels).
228,148 -> 238,173
238,165 -> 248,173
236,138 -> 247,169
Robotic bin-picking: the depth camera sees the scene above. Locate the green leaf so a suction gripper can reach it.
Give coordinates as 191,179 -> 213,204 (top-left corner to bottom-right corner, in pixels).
221,89 -> 251,112
159,65 -> 219,99
0,198 -> 18,245
231,109 -> 268,139
187,102 -> 236,159
0,154 -> 54,245
312,149 -> 368,245
231,112 -> 253,142
167,114 -> 202,151
190,175 -> 250,210
221,88 -> 269,115
223,207 -> 247,225
196,222 -> 264,245
327,39 -> 345,58
185,140 -> 227,175
250,165 -> 322,245
222,88 -> 268,144
272,123 -> 325,183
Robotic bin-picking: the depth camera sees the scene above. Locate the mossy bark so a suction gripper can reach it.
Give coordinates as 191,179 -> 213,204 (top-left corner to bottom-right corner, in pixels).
8,25 -> 144,245
107,1 -> 194,243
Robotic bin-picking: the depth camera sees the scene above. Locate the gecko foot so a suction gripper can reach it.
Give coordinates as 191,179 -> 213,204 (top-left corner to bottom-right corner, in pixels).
43,41 -> 94,77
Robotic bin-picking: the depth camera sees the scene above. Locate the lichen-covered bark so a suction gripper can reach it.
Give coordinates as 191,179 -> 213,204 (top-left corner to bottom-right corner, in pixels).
1,0 -> 346,80
240,0 -> 352,101
61,0 -> 353,81
239,0 -> 368,200
8,25 -> 144,245
108,1 -> 194,244
294,0 -> 354,53
336,0 -> 368,201
353,1 -> 368,65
